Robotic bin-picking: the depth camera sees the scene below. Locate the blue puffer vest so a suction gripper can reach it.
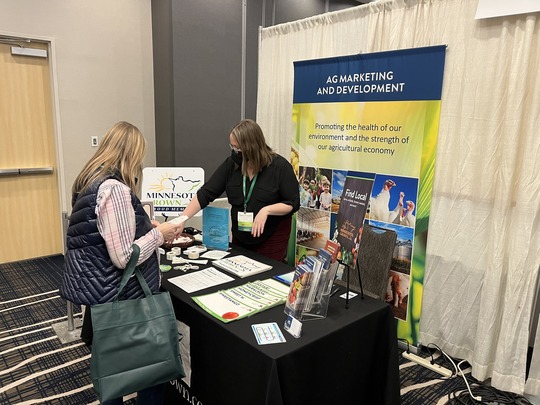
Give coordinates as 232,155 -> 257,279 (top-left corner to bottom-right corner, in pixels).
60,175 -> 160,305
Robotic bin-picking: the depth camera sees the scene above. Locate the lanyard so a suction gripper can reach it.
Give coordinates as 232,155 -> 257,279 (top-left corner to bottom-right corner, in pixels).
242,174 -> 257,213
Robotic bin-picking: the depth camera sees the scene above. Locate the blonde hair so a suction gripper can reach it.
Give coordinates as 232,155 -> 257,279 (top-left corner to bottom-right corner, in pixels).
230,119 -> 275,176
72,121 -> 146,197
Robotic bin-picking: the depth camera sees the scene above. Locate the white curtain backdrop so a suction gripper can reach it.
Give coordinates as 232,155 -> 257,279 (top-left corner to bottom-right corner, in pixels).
256,0 -> 540,396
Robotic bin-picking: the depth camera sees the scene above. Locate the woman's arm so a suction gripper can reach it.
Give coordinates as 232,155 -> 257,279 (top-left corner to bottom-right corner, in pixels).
251,203 -> 293,237
174,194 -> 203,234
175,159 -> 231,233
96,180 -> 177,268
251,157 -> 299,237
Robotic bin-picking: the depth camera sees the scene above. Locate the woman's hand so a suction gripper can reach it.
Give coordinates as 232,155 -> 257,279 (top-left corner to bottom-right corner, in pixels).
252,207 -> 269,237
251,203 -> 293,237
167,214 -> 189,236
157,222 -> 181,243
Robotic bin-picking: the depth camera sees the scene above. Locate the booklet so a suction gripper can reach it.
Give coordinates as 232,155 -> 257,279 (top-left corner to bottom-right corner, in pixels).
192,278 -> 289,323
334,171 -> 375,266
284,263 -> 314,319
212,255 -> 273,278
202,206 -> 230,251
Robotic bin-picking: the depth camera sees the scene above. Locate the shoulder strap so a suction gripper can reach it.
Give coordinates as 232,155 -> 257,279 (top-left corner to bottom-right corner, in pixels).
115,244 -> 152,300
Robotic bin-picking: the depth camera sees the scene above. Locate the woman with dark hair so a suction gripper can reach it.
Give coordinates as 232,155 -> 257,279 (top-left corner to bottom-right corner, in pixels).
178,119 -> 300,261
60,121 -> 180,404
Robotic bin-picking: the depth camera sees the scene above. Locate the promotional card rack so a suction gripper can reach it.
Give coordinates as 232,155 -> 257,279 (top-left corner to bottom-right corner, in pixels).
284,254 -> 340,322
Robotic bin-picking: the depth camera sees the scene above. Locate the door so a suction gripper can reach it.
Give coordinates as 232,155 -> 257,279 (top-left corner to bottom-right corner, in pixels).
0,41 -> 62,264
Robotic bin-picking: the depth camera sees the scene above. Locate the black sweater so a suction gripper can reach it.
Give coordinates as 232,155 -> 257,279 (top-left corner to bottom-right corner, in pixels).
197,154 -> 300,245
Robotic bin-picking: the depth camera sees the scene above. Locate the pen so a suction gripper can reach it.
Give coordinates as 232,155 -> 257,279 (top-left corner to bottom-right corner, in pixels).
330,287 -> 340,297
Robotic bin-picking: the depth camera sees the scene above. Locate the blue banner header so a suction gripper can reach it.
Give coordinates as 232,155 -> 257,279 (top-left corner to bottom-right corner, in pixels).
293,45 -> 446,103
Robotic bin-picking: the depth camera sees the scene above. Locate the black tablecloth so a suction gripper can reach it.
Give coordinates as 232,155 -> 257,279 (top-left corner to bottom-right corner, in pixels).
161,246 -> 400,405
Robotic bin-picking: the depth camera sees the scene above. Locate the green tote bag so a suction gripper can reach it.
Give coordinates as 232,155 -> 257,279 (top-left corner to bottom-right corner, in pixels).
90,244 -> 185,402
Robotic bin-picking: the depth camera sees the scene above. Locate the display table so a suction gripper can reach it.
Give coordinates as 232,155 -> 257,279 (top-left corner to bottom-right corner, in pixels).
161,246 -> 400,405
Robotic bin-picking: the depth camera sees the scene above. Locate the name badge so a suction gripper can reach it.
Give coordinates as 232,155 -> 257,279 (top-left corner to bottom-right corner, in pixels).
238,212 -> 254,232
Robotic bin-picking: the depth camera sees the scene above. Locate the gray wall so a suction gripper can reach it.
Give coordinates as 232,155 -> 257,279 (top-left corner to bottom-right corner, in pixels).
152,0 -> 364,181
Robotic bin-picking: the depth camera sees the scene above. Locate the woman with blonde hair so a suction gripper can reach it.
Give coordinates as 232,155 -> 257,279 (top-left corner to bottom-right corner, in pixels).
60,121 -> 180,404
178,119 -> 300,261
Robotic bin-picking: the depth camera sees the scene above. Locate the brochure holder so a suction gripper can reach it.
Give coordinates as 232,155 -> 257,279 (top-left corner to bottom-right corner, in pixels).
298,261 -> 340,321
299,290 -> 330,321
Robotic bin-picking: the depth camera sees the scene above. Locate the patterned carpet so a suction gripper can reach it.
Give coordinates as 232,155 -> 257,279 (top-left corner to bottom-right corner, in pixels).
399,349 -> 475,404
0,256 -> 101,404
0,256 -> 534,404
398,344 -> 535,405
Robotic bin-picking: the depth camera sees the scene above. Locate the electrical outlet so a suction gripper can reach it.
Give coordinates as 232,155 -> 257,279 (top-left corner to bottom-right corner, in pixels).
91,136 -> 98,147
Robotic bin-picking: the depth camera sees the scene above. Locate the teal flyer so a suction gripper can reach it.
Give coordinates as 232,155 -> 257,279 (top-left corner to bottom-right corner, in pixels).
203,206 -> 230,251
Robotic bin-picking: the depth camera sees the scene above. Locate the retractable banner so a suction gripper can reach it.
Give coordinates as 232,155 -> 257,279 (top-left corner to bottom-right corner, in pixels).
291,46 -> 446,345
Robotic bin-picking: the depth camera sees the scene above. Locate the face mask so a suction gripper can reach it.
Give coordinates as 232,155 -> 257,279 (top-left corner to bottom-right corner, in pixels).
231,150 -> 243,166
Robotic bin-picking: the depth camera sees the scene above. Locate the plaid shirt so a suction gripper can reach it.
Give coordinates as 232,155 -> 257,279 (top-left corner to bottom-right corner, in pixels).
96,179 -> 163,269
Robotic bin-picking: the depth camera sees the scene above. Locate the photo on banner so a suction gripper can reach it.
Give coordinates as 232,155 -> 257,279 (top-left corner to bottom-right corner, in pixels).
290,46 -> 447,345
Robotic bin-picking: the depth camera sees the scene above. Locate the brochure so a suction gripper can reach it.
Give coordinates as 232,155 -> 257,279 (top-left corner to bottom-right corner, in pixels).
192,278 -> 289,323
284,263 -> 314,319
202,206 -> 230,251
324,239 -> 340,262
303,256 -> 324,312
213,255 -> 273,278
334,171 -> 375,266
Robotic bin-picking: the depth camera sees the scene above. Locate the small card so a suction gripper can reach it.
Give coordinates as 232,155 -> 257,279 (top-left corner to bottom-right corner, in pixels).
201,250 -> 230,260
339,291 -> 358,300
251,322 -> 286,345
284,315 -> 302,338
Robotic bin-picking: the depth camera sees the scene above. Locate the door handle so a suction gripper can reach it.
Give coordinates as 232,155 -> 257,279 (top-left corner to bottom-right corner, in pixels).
0,167 -> 53,176
0,168 -> 20,176
19,167 -> 53,175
